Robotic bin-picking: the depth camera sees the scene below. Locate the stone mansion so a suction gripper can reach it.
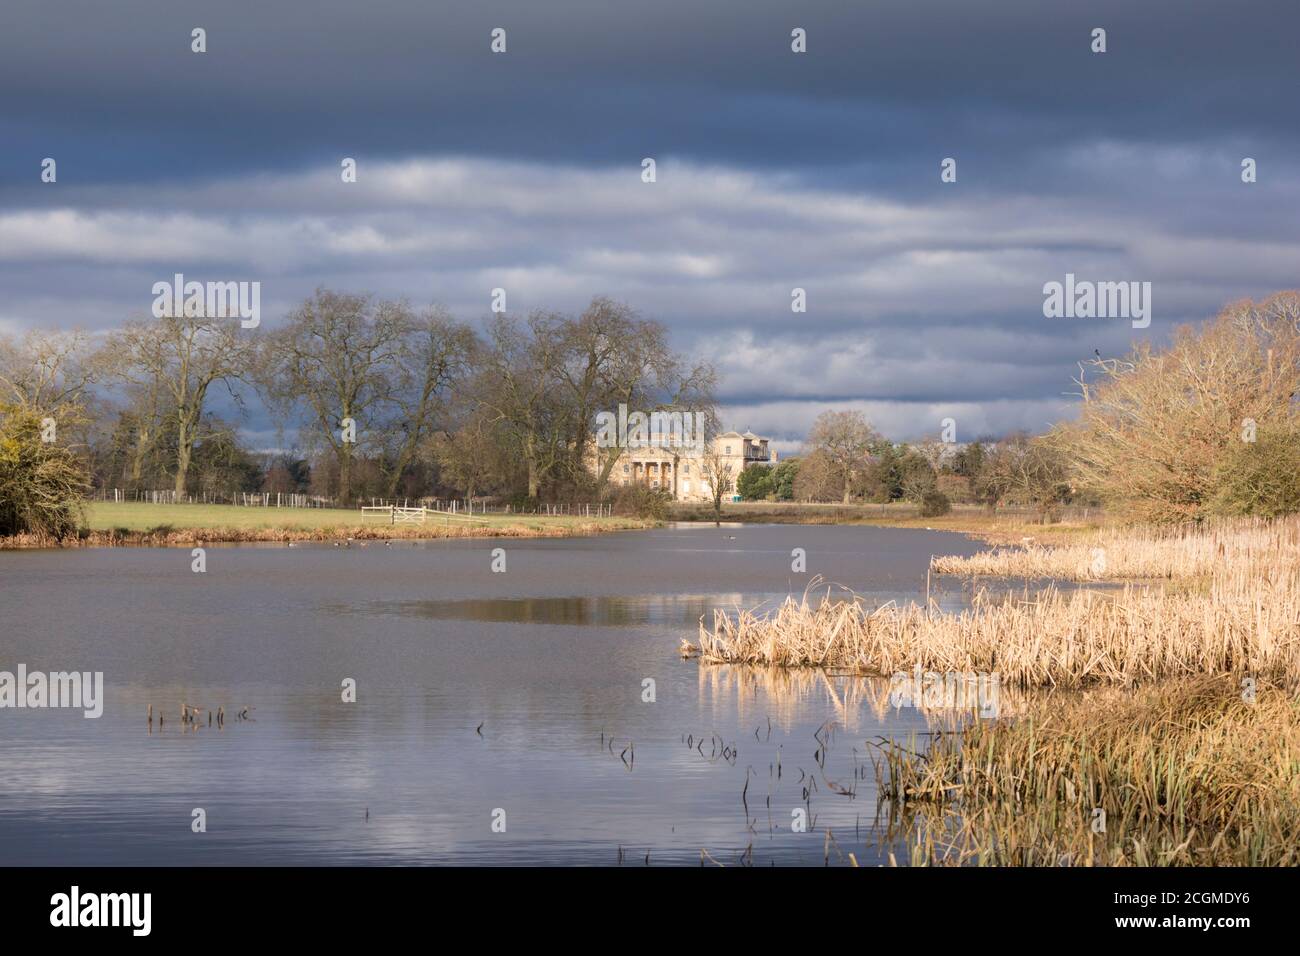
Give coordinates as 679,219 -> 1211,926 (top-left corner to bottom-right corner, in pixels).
603,430 -> 776,502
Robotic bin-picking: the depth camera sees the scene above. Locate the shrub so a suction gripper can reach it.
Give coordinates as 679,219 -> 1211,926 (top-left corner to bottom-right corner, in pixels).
770,458 -> 800,500
609,484 -> 672,520
919,489 -> 952,517
1207,423 -> 1300,517
1048,291 -> 1300,522
0,405 -> 90,538
735,464 -> 773,500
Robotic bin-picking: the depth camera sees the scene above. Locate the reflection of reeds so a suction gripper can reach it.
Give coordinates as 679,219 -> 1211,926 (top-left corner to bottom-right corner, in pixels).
931,516 -> 1300,581
700,566 -> 1300,687
873,675 -> 1300,866
693,664 -> 1029,734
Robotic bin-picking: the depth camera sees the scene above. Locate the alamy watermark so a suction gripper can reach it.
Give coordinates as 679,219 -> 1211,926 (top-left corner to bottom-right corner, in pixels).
595,403 -> 706,455
50,886 -> 150,936
0,665 -> 103,718
1043,274 -> 1151,329
151,273 -> 261,328
889,666 -> 1000,718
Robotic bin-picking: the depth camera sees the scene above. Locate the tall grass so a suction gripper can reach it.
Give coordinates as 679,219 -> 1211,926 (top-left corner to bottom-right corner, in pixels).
699,568 -> 1300,687
701,518 -> 1300,687
931,516 -> 1300,580
872,675 -> 1300,866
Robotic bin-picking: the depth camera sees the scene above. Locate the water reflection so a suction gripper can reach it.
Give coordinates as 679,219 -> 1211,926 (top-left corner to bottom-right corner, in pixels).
0,522 -> 1006,866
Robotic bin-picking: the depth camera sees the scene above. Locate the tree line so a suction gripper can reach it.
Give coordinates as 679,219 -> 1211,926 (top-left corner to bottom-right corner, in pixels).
3,289 -> 1297,536
733,292 -> 1300,523
0,293 -> 716,533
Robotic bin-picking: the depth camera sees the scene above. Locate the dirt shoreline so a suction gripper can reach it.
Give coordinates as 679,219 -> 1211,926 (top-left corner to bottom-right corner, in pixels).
0,518 -> 655,549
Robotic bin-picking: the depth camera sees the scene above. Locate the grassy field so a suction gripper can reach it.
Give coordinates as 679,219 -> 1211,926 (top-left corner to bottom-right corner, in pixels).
0,501 -> 650,547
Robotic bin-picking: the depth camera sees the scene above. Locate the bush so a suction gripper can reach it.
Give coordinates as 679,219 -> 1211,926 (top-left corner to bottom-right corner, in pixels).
1048,292 -> 1300,522
609,484 -> 672,520
735,464 -> 773,500
919,490 -> 952,517
1207,424 -> 1300,518
0,405 -> 90,538
771,458 -> 800,500
936,473 -> 973,504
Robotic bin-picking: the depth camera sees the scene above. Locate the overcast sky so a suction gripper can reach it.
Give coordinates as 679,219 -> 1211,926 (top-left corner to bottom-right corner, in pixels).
3,0 -> 1298,451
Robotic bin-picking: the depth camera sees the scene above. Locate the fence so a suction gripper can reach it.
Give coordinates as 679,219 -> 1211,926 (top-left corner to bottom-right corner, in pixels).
360,505 -> 492,526
94,488 -> 327,508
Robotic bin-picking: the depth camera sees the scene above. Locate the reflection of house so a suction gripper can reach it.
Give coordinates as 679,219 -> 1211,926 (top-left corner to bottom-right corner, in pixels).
602,430 -> 776,501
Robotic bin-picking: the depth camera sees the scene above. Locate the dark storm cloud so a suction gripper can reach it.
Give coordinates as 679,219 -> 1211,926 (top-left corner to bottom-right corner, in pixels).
3,0 -> 1297,184
1,0 -> 1297,440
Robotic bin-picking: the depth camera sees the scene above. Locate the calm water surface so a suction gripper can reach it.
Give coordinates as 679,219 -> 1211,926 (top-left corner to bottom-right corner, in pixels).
0,523 -> 984,865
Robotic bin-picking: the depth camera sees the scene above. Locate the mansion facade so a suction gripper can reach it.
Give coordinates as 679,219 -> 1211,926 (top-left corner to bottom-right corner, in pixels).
603,430 -> 776,502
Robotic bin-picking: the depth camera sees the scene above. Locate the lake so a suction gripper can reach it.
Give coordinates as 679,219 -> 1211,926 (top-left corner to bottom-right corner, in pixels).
0,523 -> 984,866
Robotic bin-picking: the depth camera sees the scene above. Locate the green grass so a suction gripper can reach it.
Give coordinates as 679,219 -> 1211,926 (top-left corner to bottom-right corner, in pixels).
84,501 -> 628,533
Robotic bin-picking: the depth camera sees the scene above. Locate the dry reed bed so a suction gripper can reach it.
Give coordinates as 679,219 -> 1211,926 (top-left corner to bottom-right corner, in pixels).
931,516 -> 1300,581
0,519 -> 651,549
699,566 -> 1300,687
873,675 -> 1300,866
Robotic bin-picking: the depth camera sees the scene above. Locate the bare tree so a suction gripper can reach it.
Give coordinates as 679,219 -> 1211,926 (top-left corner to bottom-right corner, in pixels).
432,409 -> 511,500
806,410 -> 881,503
0,329 -> 97,421
259,289 -> 406,505
475,311 -> 568,499
977,432 -> 1070,517
557,297 -> 716,492
103,315 -> 253,494
700,445 -> 735,525
1048,291 -> 1300,521
382,307 -> 477,496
